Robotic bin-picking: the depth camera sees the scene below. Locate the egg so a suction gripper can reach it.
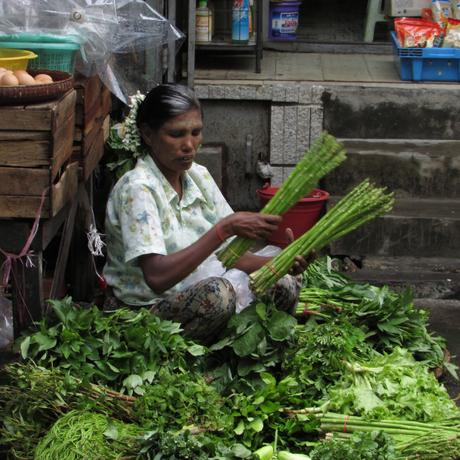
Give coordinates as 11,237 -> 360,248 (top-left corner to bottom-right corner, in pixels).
0,73 -> 19,86
34,74 -> 54,84
13,70 -> 37,85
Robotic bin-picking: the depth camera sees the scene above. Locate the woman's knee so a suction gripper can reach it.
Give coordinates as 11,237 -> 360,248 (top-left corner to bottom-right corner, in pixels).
202,276 -> 236,300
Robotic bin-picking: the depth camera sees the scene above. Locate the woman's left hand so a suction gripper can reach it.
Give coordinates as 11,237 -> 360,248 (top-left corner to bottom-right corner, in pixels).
285,228 -> 315,275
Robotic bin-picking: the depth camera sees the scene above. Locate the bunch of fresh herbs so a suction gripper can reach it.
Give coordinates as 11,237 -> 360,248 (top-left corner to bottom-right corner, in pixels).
298,257 -> 454,375
208,301 -> 297,394
18,297 -> 205,394
309,431 -> 396,460
323,347 -> 460,421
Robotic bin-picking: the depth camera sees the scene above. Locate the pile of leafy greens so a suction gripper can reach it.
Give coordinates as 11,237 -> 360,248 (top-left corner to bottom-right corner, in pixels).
1,257 -> 458,459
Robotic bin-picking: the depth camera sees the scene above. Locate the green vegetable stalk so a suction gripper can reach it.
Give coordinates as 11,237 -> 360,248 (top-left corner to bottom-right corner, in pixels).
34,410 -> 143,460
253,445 -> 274,459
287,411 -> 460,460
250,180 -> 394,294
217,132 -> 347,268
277,451 -> 312,460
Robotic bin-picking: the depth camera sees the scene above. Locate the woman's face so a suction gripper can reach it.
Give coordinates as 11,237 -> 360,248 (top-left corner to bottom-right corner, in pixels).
142,108 -> 203,176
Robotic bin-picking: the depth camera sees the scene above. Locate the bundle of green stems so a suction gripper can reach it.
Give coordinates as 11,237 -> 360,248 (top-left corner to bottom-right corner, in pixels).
250,180 -> 394,295
295,287 -> 353,315
318,412 -> 460,460
284,410 -> 460,460
217,132 -> 347,268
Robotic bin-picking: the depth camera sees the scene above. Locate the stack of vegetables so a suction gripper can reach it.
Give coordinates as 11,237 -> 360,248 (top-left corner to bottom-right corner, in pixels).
1,257 -> 458,459
1,128 -> 459,458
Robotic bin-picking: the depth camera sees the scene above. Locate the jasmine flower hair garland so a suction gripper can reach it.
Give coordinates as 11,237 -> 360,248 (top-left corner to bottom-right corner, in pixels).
107,91 -> 149,178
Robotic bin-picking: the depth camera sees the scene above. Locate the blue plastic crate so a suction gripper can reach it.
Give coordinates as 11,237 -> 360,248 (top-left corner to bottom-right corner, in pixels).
390,31 -> 460,82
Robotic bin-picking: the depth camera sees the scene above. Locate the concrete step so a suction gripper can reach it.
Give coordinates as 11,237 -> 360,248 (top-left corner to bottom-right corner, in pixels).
322,84 -> 460,140
329,197 -> 460,257
344,256 -> 460,299
323,138 -> 460,199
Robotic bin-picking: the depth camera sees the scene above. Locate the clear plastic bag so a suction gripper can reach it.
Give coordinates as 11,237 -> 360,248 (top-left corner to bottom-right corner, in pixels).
0,293 -> 13,351
0,0 -> 185,102
181,245 -> 281,313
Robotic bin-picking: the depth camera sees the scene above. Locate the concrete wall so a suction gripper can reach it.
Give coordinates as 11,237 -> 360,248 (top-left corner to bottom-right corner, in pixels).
322,84 -> 460,140
201,99 -> 270,210
196,82 -> 324,209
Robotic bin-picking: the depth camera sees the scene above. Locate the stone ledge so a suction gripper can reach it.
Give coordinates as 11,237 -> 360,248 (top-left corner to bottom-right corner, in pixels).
195,82 -> 325,104
345,256 -> 460,299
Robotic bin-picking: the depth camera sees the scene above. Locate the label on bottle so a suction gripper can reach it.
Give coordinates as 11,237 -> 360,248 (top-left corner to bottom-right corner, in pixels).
232,7 -> 249,42
196,12 -> 212,43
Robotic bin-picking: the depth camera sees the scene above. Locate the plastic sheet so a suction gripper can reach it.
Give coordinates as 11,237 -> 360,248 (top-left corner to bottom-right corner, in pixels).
0,293 -> 13,350
0,0 -> 185,102
181,245 -> 282,313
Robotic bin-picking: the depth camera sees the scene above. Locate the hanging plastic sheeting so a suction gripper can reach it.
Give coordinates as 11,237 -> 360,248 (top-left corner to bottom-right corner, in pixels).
0,0 -> 185,102
98,0 -> 185,102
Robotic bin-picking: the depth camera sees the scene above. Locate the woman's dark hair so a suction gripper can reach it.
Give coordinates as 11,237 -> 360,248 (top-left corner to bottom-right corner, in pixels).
136,84 -> 201,132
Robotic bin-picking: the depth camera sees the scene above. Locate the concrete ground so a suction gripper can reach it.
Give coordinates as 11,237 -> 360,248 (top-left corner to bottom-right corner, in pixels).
195,49 -> 402,83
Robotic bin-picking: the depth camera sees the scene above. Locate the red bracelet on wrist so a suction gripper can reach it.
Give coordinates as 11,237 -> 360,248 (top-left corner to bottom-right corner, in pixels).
215,223 -> 227,242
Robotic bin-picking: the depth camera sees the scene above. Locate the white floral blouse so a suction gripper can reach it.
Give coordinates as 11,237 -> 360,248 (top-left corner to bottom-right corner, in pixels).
103,155 -> 234,306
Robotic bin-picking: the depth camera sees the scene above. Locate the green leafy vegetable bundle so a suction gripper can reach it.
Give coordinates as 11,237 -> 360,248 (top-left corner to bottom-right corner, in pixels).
18,297 -> 205,394
34,410 -> 143,460
323,348 -> 459,422
297,257 -> 454,374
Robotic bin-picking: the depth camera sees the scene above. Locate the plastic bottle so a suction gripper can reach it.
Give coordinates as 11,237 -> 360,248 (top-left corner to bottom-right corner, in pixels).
232,0 -> 249,43
196,0 -> 213,44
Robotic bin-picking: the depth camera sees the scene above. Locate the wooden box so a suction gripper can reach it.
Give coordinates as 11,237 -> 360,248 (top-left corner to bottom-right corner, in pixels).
0,90 -> 78,218
73,75 -> 111,181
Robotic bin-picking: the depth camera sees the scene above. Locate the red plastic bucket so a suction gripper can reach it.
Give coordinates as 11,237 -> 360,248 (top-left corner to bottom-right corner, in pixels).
257,187 -> 329,248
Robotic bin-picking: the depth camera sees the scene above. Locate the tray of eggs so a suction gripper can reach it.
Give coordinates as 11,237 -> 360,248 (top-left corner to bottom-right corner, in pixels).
0,68 -> 74,105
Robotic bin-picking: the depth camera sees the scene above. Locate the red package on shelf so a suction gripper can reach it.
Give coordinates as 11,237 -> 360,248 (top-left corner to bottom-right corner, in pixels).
394,17 -> 443,47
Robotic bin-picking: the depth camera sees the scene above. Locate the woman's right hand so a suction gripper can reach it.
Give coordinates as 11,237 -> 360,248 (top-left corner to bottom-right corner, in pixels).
220,212 -> 282,240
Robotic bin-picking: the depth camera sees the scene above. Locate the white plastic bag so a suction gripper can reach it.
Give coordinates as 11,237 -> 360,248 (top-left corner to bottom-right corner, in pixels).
0,293 -> 13,350
181,245 -> 281,313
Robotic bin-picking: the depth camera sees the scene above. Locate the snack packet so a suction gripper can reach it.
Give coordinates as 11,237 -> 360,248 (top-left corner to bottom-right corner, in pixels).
394,17 -> 443,47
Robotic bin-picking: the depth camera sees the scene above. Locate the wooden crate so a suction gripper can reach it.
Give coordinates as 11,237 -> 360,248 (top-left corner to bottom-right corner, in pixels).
0,90 -> 78,218
73,74 -> 111,180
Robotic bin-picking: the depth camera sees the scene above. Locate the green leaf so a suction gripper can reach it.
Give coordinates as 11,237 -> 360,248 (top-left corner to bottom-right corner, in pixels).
260,373 -> 276,386
255,302 -> 267,321
143,370 -> 156,383
187,344 -> 206,356
103,424 -> 119,440
232,443 -> 252,458
234,420 -> 245,435
266,311 -> 297,341
123,374 -> 143,389
20,336 -> 30,359
248,418 -> 264,432
34,332 -> 57,351
233,323 -> 265,357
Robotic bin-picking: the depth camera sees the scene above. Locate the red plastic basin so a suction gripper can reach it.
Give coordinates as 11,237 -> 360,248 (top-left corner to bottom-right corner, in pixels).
257,186 -> 329,248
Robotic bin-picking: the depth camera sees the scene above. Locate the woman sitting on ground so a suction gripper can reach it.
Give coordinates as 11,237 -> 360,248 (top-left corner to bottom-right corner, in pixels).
103,83 -> 307,343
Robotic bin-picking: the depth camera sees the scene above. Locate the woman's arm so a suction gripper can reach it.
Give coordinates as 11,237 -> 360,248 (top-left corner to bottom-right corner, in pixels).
233,227 -> 310,275
139,212 -> 282,294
